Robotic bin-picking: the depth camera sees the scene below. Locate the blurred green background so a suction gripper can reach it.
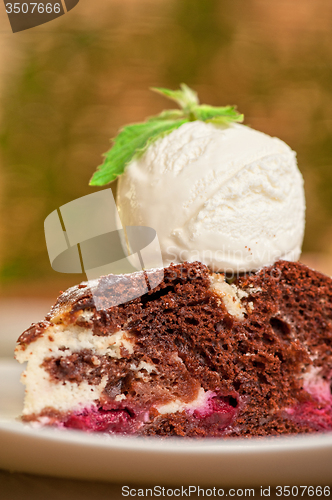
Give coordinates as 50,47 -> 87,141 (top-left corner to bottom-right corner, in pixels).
1,0 -> 332,297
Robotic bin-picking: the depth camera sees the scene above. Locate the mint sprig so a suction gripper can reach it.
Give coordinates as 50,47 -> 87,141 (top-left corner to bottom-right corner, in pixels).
90,84 -> 243,186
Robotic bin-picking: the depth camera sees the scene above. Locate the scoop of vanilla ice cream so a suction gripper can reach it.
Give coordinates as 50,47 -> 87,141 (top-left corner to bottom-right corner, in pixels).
117,121 -> 305,272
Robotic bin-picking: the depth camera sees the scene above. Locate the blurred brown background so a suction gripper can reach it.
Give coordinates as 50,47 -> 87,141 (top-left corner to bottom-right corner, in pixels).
1,0 -> 332,299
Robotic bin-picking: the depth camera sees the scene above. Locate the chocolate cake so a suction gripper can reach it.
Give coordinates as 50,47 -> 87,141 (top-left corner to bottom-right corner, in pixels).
15,260 -> 332,437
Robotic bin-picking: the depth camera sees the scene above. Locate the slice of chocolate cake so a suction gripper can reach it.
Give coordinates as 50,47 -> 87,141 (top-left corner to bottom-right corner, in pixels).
15,260 -> 332,437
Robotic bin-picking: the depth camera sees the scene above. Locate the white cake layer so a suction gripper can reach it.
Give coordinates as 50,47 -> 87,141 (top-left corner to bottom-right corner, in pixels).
210,274 -> 249,320
15,324 -> 135,364
156,387 -> 214,415
302,365 -> 331,403
20,364 -> 108,415
15,324 -> 136,415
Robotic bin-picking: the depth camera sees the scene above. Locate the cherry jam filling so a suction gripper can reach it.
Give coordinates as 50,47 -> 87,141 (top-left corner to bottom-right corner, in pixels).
192,393 -> 239,430
286,400 -> 332,431
63,405 -> 147,434
61,392 -> 240,434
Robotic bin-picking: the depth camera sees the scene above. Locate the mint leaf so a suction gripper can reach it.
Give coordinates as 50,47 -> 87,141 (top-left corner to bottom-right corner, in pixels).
193,104 -> 243,124
90,118 -> 188,186
151,84 -> 198,113
90,84 -> 244,185
149,109 -> 185,121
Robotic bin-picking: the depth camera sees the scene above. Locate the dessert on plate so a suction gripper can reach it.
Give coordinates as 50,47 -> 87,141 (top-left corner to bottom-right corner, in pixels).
15,85 -> 332,436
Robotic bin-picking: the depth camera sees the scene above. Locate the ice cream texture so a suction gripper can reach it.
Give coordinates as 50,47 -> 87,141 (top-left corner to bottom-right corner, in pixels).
117,120 -> 305,272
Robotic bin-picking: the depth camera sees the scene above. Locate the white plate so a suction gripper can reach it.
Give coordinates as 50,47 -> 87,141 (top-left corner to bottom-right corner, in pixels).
1,359 -> 332,485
